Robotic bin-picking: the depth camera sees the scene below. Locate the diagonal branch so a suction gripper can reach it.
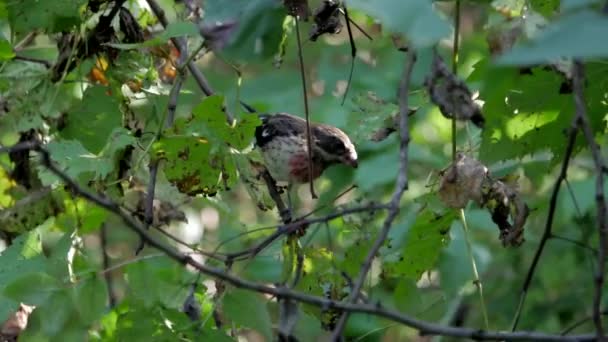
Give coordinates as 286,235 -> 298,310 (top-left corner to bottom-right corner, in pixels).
330,49 -> 416,340
511,102 -> 580,331
572,60 -> 607,340
21,142 -> 596,342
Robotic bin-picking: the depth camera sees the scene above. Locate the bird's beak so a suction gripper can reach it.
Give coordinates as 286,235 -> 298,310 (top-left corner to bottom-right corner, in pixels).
344,157 -> 358,168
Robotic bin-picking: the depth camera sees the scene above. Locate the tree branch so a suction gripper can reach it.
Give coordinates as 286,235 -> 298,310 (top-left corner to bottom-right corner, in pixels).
572,60 -> 607,340
330,49 -> 415,340
511,111 -> 580,331
0,142 -> 592,341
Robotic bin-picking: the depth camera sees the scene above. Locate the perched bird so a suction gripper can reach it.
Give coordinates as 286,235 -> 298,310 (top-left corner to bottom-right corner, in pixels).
255,113 -> 358,184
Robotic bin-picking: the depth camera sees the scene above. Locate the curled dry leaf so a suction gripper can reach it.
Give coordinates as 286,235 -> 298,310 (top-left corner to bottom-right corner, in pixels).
438,153 -> 529,247
426,54 -> 484,128
482,178 -> 529,247
309,0 -> 342,41
486,25 -> 522,56
283,0 -> 311,20
439,152 -> 488,209
1,303 -> 35,340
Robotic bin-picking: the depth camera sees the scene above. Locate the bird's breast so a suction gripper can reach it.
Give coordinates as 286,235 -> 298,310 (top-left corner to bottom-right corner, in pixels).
260,135 -> 322,183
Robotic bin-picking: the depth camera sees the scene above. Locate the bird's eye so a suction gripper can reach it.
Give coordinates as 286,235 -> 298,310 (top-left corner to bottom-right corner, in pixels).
329,136 -> 346,154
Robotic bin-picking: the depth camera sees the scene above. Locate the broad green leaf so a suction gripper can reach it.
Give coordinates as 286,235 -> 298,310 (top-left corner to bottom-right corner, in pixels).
499,10 -> 608,64
125,256 -> 192,309
4,272 -> 62,306
154,95 -> 257,195
384,209 -> 456,280
0,39 -> 14,60
45,231 -> 75,280
439,221 -> 492,295
530,0 -> 560,16
223,289 -> 272,340
75,276 -> 108,324
7,0 -> 86,34
203,0 -> 285,61
0,188 -> 64,233
0,232 -> 44,322
42,140 -> 109,182
348,0 -> 450,48
475,61 -> 607,164
36,289 -> 74,337
41,128 -> 135,185
153,135 -> 233,195
189,95 -> 260,149
60,86 -> 122,154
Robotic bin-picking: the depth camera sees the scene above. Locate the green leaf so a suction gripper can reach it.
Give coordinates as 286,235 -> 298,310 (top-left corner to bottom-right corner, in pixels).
530,0 -> 560,16
203,0 -> 285,61
153,135 -> 233,195
189,95 -> 260,149
75,276 -> 108,324
0,39 -> 14,60
41,140 -> 112,183
60,86 -> 122,154
107,21 -> 199,50
348,0 -> 450,48
223,289 -> 272,340
154,95 -> 257,195
384,209 -> 456,280
499,10 -> 608,64
36,289 -> 74,337
41,128 -> 135,185
0,232 -> 44,321
125,256 -> 192,309
7,0 -> 86,34
4,272 -> 62,306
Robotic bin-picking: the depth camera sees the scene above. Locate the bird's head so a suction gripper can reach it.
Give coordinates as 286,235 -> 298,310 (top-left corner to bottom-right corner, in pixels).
312,124 -> 358,169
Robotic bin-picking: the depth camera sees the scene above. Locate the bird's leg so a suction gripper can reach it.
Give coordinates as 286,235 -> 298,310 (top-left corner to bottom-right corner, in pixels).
286,183 -> 295,219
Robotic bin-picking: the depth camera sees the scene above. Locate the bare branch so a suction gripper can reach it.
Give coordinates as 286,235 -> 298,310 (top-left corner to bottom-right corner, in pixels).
572,60 -> 607,340
511,113 -> 579,331
330,49 -> 416,339
100,224 -> 117,308
294,17 -> 317,199
1,142 -> 590,341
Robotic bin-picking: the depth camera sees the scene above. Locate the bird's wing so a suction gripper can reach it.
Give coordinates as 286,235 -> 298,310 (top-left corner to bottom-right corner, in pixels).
255,113 -> 307,147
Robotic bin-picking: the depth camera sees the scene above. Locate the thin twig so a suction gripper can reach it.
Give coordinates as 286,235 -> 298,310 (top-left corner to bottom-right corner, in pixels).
511,112 -> 580,331
14,142 -> 595,341
294,17 -> 316,199
451,0 -> 461,162
100,224 -> 117,308
340,4 -> 356,106
338,8 -> 373,41
136,37 -> 187,255
459,209 -> 489,329
330,50 -> 416,340
562,310 -> 608,336
225,203 -> 389,261
261,170 -> 291,223
13,55 -> 52,68
572,60 -> 607,340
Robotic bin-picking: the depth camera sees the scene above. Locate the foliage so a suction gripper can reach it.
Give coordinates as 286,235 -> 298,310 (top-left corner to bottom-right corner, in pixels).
0,0 -> 607,341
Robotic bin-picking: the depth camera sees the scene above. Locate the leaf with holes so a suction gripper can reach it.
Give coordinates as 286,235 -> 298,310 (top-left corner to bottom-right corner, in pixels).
383,209 -> 456,280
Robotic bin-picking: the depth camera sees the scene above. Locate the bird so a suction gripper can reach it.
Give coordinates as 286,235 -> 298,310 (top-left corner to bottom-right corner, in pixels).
254,113 -> 358,184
